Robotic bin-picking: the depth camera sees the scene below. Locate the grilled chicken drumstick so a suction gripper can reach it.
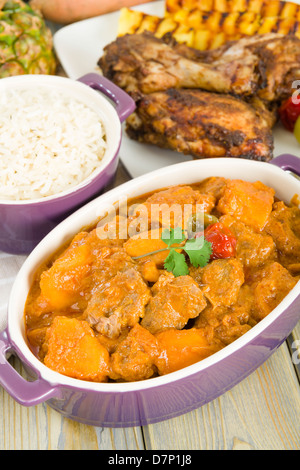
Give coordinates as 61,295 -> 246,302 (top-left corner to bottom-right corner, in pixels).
99,31 -> 300,102
99,32 -> 258,96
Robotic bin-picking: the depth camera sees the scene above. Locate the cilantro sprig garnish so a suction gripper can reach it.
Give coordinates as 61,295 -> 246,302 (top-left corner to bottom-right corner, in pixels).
161,227 -> 190,277
132,227 -> 212,277
184,235 -> 212,268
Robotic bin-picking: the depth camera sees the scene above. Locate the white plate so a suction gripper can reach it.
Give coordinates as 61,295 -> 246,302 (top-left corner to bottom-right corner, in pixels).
53,0 -> 300,178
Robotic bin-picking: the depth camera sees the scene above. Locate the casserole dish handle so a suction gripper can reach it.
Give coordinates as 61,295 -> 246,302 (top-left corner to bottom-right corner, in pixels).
77,72 -> 136,123
271,154 -> 300,177
0,329 -> 60,406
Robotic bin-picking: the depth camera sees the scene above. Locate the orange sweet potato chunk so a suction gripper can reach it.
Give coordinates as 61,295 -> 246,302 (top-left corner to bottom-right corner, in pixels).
44,317 -> 109,382
124,228 -> 183,267
124,229 -> 170,266
155,328 -> 220,375
217,180 -> 275,231
39,232 -> 93,310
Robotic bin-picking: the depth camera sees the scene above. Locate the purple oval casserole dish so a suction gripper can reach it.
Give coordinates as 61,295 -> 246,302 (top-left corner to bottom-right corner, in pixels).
0,155 -> 299,427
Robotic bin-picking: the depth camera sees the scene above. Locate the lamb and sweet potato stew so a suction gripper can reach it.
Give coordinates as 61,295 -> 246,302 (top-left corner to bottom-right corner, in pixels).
24,177 -> 300,382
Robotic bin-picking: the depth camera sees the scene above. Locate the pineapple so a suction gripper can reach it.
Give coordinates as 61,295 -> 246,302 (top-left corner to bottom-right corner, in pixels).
0,0 -> 56,78
165,0 -> 300,17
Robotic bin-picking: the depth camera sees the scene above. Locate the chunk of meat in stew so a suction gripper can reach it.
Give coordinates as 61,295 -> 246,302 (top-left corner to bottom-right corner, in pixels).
195,284 -> 253,345
250,262 -> 297,321
220,215 -> 276,270
141,273 -> 207,334
85,268 -> 151,339
196,177 -> 228,201
109,324 -> 159,382
91,249 -> 136,293
265,201 -> 300,269
195,258 -> 244,307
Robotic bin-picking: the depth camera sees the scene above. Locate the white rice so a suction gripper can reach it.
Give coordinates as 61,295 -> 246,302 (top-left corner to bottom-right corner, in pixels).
0,87 -> 107,201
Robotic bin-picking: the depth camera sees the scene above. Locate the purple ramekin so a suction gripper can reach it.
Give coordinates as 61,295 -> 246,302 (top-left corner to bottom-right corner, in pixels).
0,73 -> 135,254
0,155 -> 299,427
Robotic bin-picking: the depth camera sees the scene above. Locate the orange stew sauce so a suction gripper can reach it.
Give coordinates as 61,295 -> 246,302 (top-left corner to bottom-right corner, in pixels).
24,178 -> 300,383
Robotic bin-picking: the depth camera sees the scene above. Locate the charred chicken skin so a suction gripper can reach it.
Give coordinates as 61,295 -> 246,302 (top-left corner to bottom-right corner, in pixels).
126,88 -> 274,161
214,33 -> 300,102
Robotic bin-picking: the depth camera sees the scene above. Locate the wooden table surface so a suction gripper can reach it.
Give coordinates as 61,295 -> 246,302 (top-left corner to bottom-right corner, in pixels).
0,161 -> 299,450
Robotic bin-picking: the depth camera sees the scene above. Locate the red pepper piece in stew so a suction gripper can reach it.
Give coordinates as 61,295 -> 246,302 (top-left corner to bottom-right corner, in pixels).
203,222 -> 237,260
